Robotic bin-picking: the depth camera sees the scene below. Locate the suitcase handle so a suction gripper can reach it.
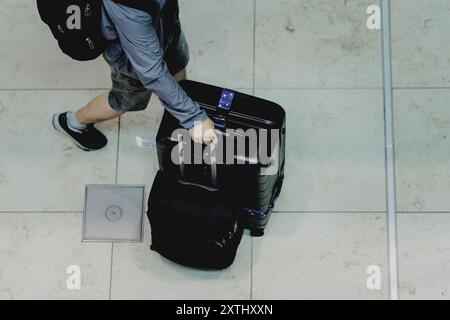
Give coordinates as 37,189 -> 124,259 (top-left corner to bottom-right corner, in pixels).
177,139 -> 219,190
213,89 -> 235,130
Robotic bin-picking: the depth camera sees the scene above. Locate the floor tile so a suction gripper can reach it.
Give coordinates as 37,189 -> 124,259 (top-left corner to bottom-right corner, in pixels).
0,213 -> 111,300
0,91 -> 118,212
255,0 -> 382,88
116,96 -> 163,196
110,220 -> 251,300
394,89 -> 450,212
398,213 -> 450,300
256,89 -> 386,212
3,0 -> 254,90
252,212 -> 388,300
392,0 -> 450,87
0,0 -> 110,89
180,0 -> 255,89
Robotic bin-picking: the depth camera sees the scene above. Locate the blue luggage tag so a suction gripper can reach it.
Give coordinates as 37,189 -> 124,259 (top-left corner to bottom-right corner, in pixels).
213,89 -> 235,130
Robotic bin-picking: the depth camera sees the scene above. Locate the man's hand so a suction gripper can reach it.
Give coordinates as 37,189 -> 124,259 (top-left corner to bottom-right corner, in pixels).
189,117 -> 218,145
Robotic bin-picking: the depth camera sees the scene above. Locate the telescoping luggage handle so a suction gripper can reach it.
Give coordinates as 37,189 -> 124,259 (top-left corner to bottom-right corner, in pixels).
177,139 -> 219,190
212,89 -> 236,130
176,88 -> 234,189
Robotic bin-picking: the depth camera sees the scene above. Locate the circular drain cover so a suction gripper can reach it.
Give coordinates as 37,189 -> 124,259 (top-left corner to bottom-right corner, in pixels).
105,205 -> 123,222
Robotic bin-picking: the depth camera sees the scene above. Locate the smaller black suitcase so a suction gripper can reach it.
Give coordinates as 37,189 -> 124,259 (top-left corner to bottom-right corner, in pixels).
147,169 -> 244,270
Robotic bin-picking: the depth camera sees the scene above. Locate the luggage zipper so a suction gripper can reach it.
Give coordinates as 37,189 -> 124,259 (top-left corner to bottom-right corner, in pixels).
200,104 -> 276,128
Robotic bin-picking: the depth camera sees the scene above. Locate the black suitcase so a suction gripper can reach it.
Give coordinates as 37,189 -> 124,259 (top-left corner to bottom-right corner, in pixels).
147,169 -> 244,270
156,80 -> 286,237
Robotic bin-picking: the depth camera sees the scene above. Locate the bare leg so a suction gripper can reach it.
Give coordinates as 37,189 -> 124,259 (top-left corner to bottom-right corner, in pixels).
75,68 -> 186,125
75,92 -> 123,125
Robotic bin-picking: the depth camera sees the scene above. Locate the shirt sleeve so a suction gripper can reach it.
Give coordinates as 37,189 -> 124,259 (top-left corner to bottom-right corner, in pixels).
104,2 -> 208,129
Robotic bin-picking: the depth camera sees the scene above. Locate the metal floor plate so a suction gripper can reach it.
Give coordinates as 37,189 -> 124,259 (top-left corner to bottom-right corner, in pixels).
83,185 -> 145,242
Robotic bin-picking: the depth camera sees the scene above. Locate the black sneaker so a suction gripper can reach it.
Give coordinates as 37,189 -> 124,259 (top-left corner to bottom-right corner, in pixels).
52,112 -> 107,151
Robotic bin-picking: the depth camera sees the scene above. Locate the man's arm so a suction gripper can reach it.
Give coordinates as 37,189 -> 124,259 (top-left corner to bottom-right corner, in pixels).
104,1 -> 208,130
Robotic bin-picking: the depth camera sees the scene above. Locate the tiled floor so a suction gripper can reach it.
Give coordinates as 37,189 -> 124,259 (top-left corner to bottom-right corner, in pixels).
0,0 -> 449,300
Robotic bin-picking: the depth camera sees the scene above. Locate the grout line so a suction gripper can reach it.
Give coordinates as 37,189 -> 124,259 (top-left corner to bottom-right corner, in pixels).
3,86 -> 450,91
4,210 -> 448,215
398,211 -> 450,214
250,0 -> 256,301
0,87 -> 387,92
381,0 -> 400,301
108,116 -> 121,301
109,243 -> 114,300
393,86 -> 450,90
272,210 -> 386,214
250,236 -> 254,301
0,210 -> 389,214
0,88 -> 111,91
0,211 -> 83,214
253,87 -> 383,90
115,116 -> 121,184
252,0 -> 256,97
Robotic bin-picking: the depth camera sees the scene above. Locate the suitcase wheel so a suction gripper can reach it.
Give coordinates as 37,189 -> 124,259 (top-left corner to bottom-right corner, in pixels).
251,229 -> 265,237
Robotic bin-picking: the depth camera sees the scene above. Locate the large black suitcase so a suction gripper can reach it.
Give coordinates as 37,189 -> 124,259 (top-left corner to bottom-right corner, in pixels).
156,80 -> 286,237
147,170 -> 244,269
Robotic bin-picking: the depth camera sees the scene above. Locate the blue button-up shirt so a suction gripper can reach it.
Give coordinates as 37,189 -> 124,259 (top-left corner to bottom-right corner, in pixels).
101,0 -> 207,129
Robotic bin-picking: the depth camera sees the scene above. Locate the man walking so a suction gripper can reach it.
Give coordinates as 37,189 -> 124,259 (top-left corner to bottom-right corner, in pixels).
52,0 -> 217,151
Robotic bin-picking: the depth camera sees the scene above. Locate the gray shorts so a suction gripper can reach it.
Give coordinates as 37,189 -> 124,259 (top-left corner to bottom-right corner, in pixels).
107,31 -> 190,113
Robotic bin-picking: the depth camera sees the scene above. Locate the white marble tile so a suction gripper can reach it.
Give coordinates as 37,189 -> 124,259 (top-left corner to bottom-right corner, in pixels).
392,0 -> 450,87
3,0 -> 253,89
116,96 -> 162,202
0,91 -> 118,212
256,89 -> 386,212
180,0 -> 255,89
394,89 -> 450,212
252,212 -> 388,300
110,220 -> 251,300
0,213 -> 111,300
0,0 -> 110,89
255,0 -> 382,88
398,213 -> 450,300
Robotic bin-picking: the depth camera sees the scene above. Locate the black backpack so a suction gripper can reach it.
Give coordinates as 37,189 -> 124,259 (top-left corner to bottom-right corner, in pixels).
36,0 -> 174,61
